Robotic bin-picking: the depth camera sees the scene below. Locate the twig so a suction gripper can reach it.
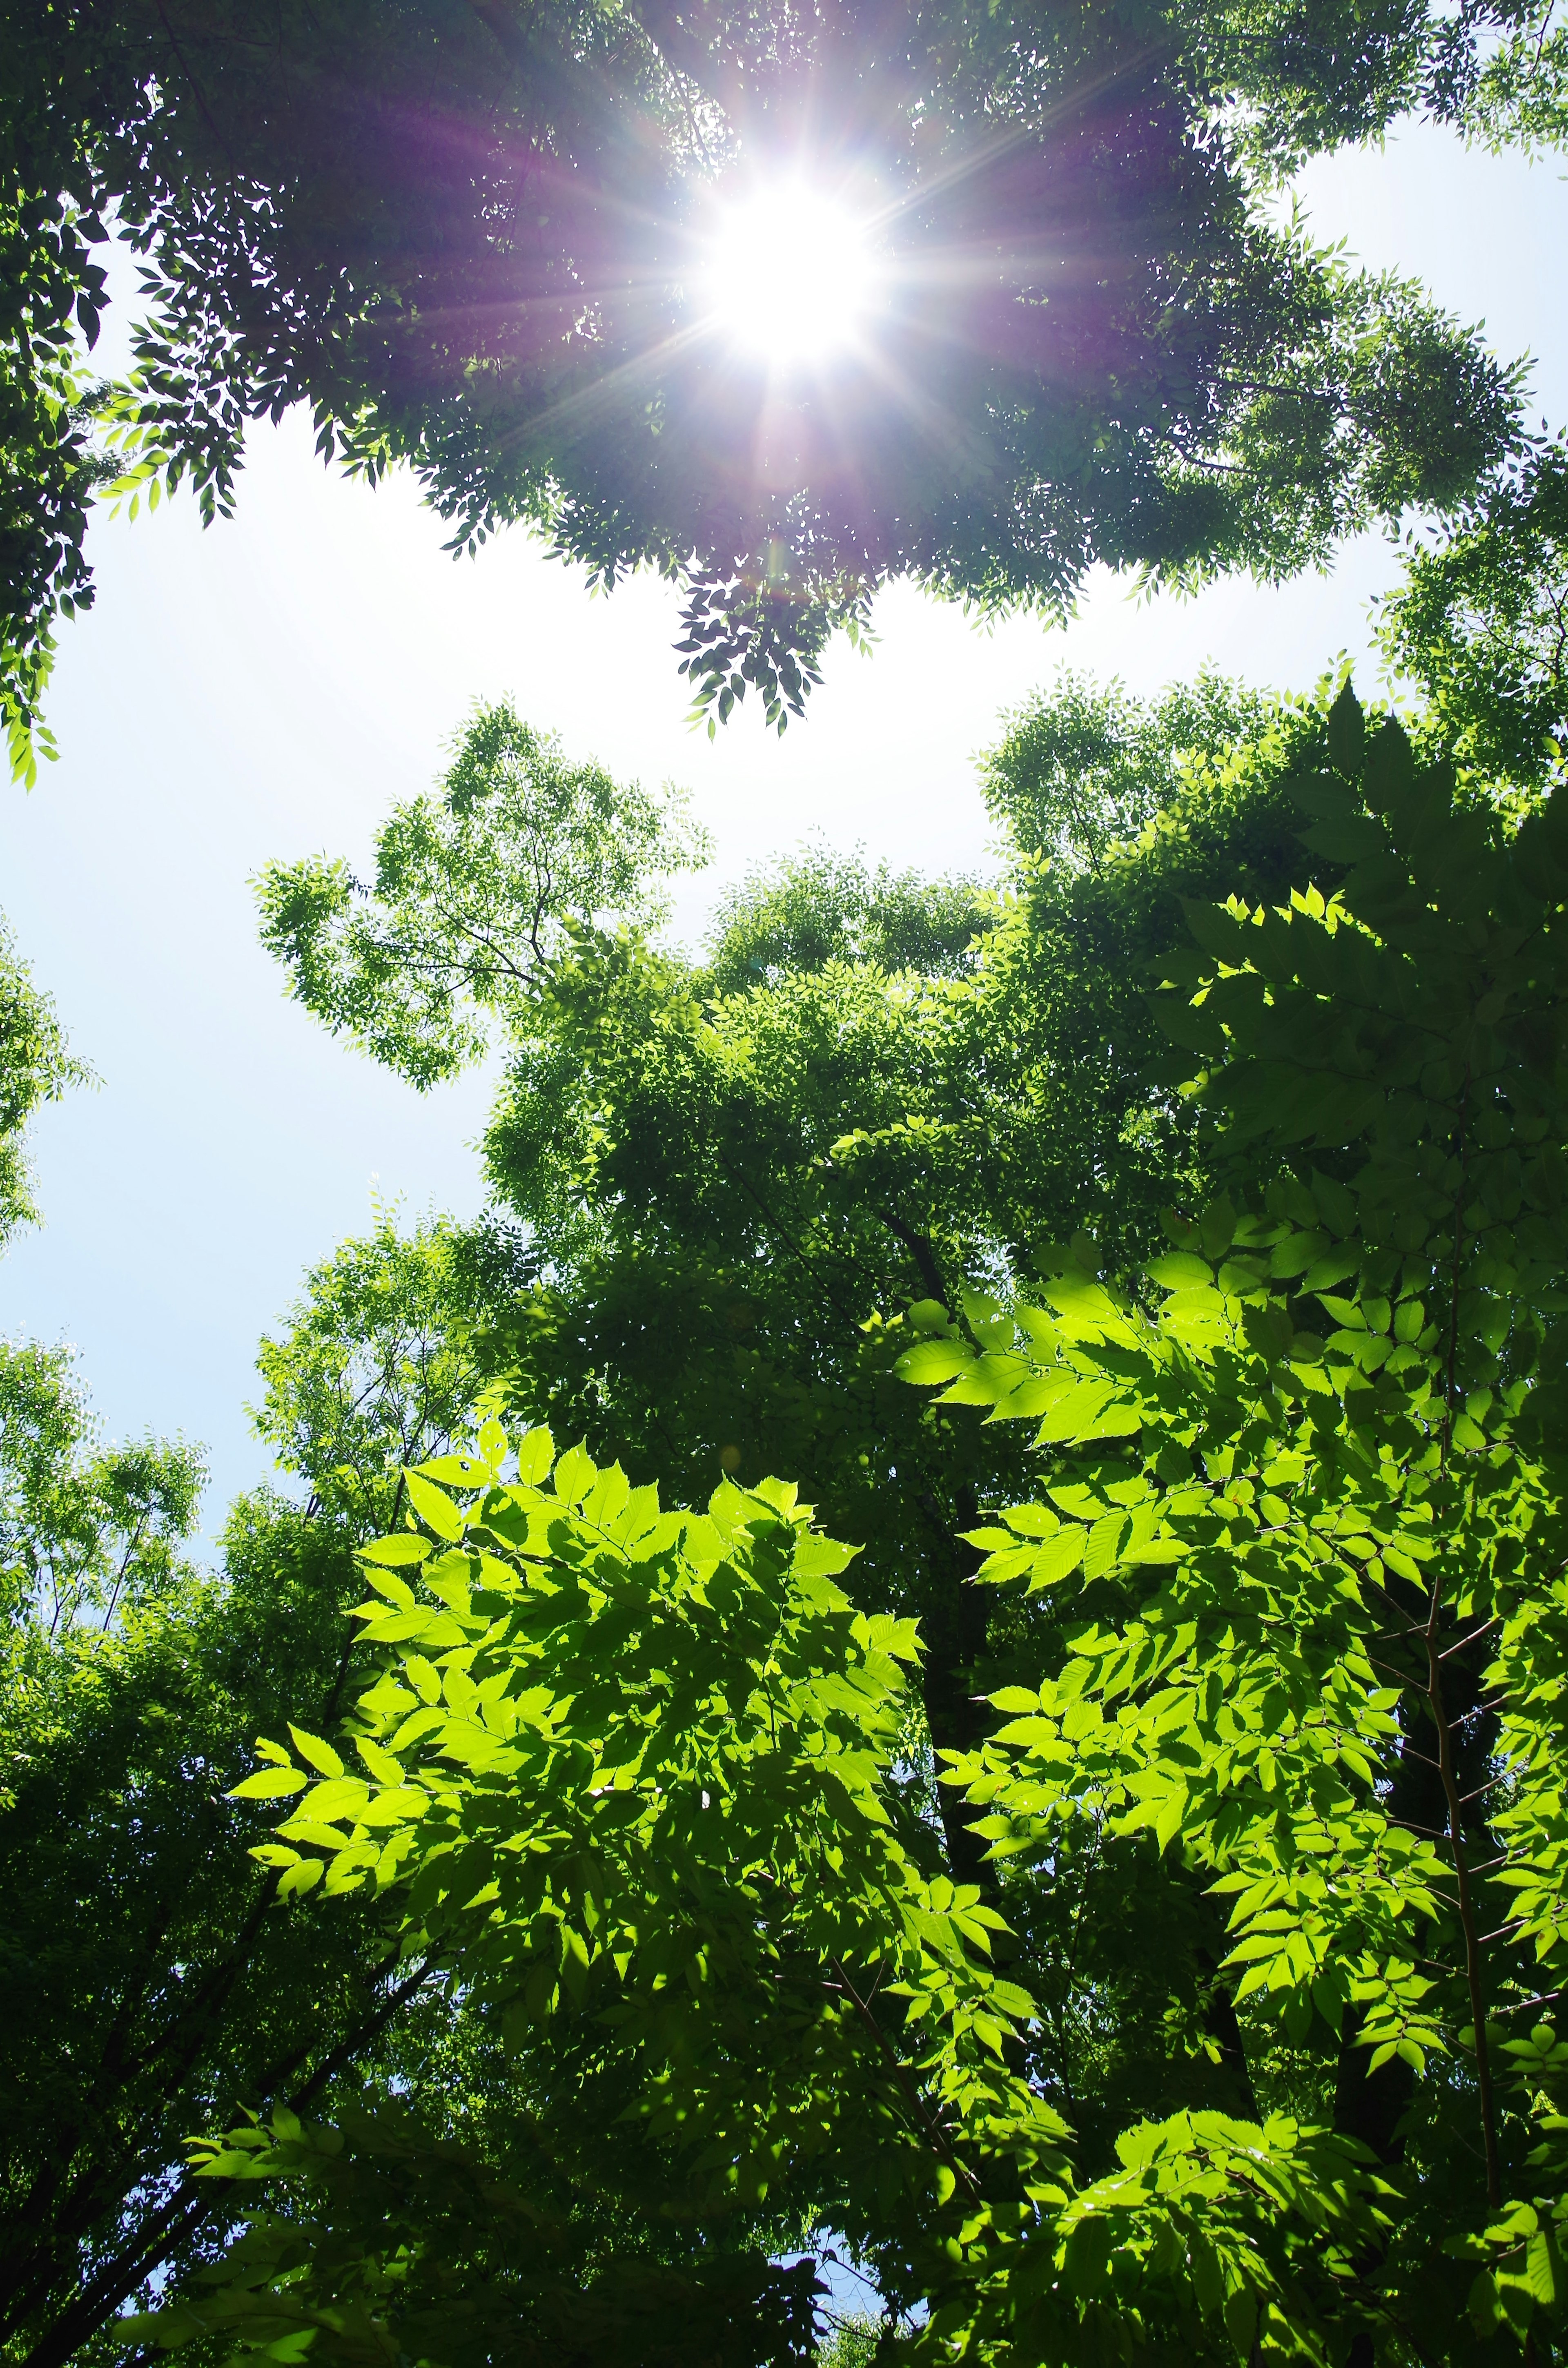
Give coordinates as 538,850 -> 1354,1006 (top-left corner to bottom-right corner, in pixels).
829,1957 -> 980,2199
1441,1618 -> 1502,1661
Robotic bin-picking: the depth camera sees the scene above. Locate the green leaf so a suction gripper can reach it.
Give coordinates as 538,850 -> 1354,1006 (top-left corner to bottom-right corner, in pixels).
515,1426 -> 555,1485
1027,1529 -> 1087,1591
416,1453 -> 491,1485
357,1535 -> 432,1566
794,1534 -> 859,1579
895,1342 -> 977,1385
1327,681 -> 1366,776
1147,1253 -> 1214,1289
287,1727 -> 345,1780
403,1469 -> 464,1541
229,1768 -> 310,1799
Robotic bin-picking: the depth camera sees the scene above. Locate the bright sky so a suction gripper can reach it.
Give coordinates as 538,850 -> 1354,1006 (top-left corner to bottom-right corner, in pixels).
4,123 -> 1566,1530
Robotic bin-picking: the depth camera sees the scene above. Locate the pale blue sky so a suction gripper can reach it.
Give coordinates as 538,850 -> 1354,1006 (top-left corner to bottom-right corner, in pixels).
3,122 -> 1566,1530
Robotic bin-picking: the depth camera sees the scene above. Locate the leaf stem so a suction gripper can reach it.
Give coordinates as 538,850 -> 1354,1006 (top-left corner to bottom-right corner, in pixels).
828,1956 -> 980,2198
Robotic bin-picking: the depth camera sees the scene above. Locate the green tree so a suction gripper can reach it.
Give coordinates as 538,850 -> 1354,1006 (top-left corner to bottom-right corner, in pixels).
0,1336 -> 203,1635
0,1215 -> 542,2368
251,1204 -> 538,1532
0,917 -> 86,1246
1,0 -> 1548,766
258,687 -> 1335,1876
1376,438 -> 1568,801
140,685 -> 1568,2368
257,704 -> 709,1090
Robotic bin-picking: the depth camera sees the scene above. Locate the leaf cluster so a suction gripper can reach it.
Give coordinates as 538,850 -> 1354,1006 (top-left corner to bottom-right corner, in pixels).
0,0 -> 1550,765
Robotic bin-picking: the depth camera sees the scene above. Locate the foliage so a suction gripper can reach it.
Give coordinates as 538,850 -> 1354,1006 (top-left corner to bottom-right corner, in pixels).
0,0 -> 1549,768
148,1431 -> 1394,2368
704,845 -> 993,998
251,1207 -> 538,1534
138,2094 -> 826,2368
0,916 -> 87,1246
257,704 -> 710,1089
816,2311 -> 886,2368
1376,438 -> 1568,800
134,1430 -> 1071,2363
889,686 -> 1568,2356
978,672 -> 1280,874
0,1302 -> 509,2368
0,1335 -> 204,1635
159,676 -> 1568,2368
256,688 -> 1349,1887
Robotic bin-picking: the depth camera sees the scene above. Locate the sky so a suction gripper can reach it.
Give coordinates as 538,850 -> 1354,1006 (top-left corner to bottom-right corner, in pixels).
3,120 -> 1566,1535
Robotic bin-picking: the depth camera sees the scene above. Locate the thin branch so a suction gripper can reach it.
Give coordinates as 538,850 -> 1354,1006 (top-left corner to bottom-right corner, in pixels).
1424,1068 -> 1501,2207
1459,1771 -> 1514,1806
828,1957 -> 980,2198
1441,1617 -> 1501,1661
19,1963 -> 434,2368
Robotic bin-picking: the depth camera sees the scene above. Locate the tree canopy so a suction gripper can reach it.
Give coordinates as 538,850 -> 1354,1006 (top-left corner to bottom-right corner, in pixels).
102,673 -> 1568,2368
4,57 -> 1568,2360
2,0 -> 1557,765
0,921 -> 85,1246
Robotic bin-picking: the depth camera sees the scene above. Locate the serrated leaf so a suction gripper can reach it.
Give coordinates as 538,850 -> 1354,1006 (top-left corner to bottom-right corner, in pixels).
1147,1252 -> 1214,1289
895,1342 -> 977,1385
229,1768 -> 310,1800
358,1536 -> 432,1567
287,1726 -> 344,1780
404,1469 -> 465,1541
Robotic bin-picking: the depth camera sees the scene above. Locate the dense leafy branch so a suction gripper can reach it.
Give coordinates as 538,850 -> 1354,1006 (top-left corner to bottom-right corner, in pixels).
2,0 -> 1558,768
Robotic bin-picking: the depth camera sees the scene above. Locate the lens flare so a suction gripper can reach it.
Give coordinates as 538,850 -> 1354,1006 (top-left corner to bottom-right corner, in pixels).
702,184 -> 881,368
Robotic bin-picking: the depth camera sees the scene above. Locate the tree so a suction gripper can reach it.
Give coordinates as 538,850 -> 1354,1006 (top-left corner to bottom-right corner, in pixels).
258,705 -> 709,1090
0,917 -> 86,1246
896,685 -> 1568,2360
0,1215 -> 542,2368
258,686 -> 1335,1878
135,682 -> 1568,2368
1,0 -> 1547,768
250,1204 -> 539,1530
1376,437 -> 1568,802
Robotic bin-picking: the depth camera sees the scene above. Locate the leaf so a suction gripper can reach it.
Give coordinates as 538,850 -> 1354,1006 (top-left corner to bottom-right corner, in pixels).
357,1736 -> 405,1787
1527,2229 -> 1559,2308
1065,2214 -> 1114,2298
794,1534 -> 859,1579
357,1535 -> 432,1566
1082,1512 -> 1129,1580
416,1454 -> 491,1485
1469,2270 -> 1503,2336
287,1727 -> 344,1780
1147,1253 -> 1214,1289
1036,1381 -> 1118,1444
552,1443 -> 597,1507
895,1342 -> 976,1385
515,1426 -> 555,1484
1327,681 -> 1365,776
229,1768 -> 310,1800
404,1469 -> 465,1542
1027,1529 -> 1087,1591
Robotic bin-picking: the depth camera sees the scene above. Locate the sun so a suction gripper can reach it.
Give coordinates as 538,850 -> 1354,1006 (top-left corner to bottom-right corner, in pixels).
701,183 -> 882,369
